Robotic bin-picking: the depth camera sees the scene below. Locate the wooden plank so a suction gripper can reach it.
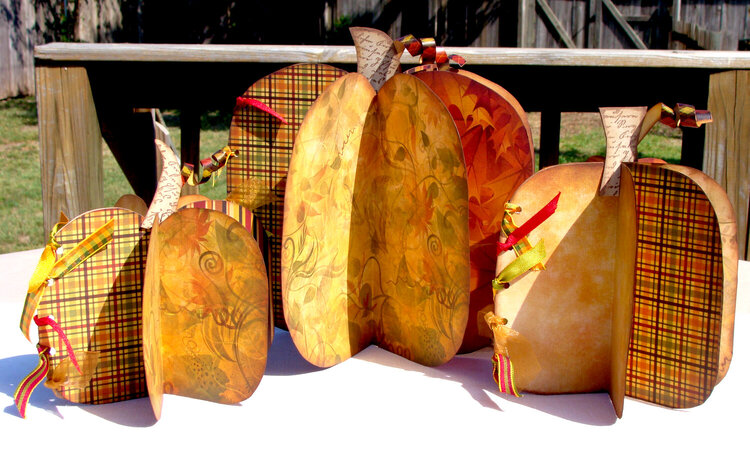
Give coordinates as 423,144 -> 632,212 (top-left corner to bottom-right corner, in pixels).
536,0 -> 577,48
518,0 -> 537,47
705,70 -> 750,259
36,66 -> 103,235
34,43 -> 750,69
601,0 -> 648,49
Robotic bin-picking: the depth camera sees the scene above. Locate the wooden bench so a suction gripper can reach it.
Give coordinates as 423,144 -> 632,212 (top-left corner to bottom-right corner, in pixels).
34,44 -> 750,257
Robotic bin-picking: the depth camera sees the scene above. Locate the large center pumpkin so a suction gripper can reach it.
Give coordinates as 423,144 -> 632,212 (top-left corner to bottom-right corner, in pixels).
281,71 -> 470,368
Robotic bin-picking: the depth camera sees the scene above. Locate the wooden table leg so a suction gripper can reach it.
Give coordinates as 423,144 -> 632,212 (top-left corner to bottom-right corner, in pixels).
180,107 -> 201,195
36,65 -> 103,235
539,109 -> 561,169
705,70 -> 750,260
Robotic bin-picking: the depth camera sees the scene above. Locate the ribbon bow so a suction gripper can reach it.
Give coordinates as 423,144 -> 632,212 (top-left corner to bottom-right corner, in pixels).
396,34 -> 466,70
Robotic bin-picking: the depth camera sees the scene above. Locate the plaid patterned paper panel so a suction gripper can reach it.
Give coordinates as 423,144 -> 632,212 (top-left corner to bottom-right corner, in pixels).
37,208 -> 149,404
626,163 -> 723,408
228,63 -> 346,329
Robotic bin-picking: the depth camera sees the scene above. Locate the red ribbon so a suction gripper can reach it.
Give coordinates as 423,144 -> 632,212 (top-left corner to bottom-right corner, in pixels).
235,97 -> 288,124
497,192 -> 560,255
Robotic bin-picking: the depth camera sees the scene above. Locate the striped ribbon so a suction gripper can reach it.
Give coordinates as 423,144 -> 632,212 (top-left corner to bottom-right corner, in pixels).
396,34 -> 466,70
181,146 -> 237,186
491,352 -> 519,397
14,344 -> 51,418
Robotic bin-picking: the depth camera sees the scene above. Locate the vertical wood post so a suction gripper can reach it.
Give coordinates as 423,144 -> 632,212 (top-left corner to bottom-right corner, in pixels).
518,0 -> 537,47
705,70 -> 750,259
36,65 -> 103,235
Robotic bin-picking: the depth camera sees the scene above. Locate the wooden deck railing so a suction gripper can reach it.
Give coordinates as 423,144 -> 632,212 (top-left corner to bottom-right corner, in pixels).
33,43 -> 750,257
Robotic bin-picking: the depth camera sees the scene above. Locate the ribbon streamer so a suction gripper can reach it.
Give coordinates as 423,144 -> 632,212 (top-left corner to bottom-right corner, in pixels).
485,312 -> 542,397
396,34 -> 466,70
492,240 -> 546,295
497,192 -> 560,254
14,344 -> 51,418
235,97 -> 288,125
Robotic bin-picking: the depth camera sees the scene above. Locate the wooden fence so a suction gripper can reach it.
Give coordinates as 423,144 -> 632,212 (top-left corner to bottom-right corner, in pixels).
2,0 -> 749,99
0,0 -> 122,99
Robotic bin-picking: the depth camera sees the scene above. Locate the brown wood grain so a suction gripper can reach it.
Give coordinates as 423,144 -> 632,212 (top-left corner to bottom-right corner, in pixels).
36,66 -> 103,235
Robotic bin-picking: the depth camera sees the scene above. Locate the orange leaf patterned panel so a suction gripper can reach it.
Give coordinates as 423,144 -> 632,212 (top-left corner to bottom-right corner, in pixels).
282,72 -> 469,368
143,207 -> 269,418
413,70 -> 534,352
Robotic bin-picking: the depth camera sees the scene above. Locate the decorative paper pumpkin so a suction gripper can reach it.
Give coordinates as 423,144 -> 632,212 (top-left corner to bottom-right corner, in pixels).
228,63 -> 347,330
490,106 -> 737,417
281,46 -> 470,367
18,207 -> 150,409
143,200 -> 270,420
494,163 -> 636,417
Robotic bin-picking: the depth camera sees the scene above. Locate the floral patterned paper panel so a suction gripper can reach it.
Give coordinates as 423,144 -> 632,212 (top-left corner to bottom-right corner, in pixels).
282,72 -> 470,368
144,206 -> 269,419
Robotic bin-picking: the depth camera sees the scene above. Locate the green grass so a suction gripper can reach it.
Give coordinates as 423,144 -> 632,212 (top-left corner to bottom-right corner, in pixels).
0,98 -> 684,254
0,97 -> 232,254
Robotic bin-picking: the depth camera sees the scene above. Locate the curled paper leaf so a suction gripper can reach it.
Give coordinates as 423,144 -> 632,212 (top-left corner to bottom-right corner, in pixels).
226,177 -> 281,213
485,312 -> 541,393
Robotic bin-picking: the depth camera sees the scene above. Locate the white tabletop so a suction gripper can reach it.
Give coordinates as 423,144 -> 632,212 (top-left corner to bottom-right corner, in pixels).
0,248 -> 747,466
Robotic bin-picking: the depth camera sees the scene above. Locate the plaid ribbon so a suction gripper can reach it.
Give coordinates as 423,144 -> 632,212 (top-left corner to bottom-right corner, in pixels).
396,34 -> 466,69
227,63 -> 346,329
626,163 -> 723,408
13,344 -> 51,418
21,218 -> 115,340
